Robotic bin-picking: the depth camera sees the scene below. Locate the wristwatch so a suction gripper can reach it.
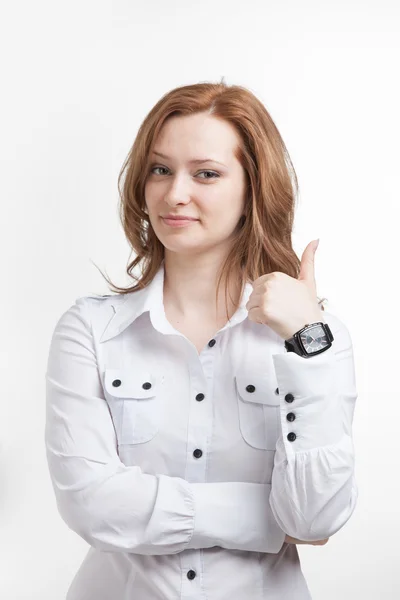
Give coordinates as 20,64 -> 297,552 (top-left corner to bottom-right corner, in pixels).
284,322 -> 334,358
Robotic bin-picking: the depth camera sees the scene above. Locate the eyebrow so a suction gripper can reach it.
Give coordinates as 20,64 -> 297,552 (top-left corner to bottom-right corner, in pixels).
151,150 -> 227,167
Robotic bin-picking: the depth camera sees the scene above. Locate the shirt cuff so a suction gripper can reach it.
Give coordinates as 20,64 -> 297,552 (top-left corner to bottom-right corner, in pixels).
186,481 -> 286,554
272,348 -> 345,453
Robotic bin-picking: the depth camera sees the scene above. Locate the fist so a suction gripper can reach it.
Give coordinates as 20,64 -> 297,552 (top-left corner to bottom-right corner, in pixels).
245,239 -> 323,340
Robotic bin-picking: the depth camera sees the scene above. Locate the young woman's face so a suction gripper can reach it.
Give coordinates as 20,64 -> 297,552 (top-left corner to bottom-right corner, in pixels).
144,112 -> 248,257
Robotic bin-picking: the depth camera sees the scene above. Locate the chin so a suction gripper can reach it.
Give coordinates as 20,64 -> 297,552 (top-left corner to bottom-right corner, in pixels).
162,243 -> 201,253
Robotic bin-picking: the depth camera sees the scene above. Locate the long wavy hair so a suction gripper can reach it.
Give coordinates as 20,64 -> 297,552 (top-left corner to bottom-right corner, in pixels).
95,79 -> 326,319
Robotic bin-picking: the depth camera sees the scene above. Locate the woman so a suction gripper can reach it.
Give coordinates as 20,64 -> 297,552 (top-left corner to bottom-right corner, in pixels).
45,81 -> 358,599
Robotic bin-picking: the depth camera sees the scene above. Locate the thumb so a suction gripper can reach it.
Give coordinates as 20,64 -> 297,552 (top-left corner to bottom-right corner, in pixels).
298,239 -> 319,285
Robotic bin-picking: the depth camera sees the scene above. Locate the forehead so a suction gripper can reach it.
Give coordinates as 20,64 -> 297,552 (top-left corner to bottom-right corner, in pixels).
152,113 -> 241,163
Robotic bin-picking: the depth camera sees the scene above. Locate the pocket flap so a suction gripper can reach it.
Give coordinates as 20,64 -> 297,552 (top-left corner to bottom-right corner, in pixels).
235,372 -> 280,407
104,368 -> 158,399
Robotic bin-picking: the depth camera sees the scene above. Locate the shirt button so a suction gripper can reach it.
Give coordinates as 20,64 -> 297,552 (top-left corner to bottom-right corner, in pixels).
246,384 -> 256,393
187,569 -> 196,580
286,412 -> 295,422
285,393 -> 295,403
142,382 -> 152,390
196,393 -> 205,402
193,449 -> 203,458
208,339 -> 216,347
287,432 -> 297,442
112,379 -> 121,387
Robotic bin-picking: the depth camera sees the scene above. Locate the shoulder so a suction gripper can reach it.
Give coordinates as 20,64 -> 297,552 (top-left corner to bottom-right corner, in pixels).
82,293 -> 119,302
74,293 -> 127,322
54,293 -> 126,330
76,293 -> 126,308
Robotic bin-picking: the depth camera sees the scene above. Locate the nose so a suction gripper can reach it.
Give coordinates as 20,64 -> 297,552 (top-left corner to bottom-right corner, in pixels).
163,174 -> 192,207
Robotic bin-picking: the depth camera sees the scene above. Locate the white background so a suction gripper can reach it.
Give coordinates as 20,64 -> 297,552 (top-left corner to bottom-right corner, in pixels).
1,1 -> 399,598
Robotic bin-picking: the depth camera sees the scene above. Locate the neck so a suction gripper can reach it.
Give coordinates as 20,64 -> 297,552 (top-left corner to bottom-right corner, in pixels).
162,250 -> 242,322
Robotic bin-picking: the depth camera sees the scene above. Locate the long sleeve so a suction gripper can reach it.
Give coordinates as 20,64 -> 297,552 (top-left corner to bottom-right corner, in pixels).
269,312 -> 358,542
45,297 -> 285,556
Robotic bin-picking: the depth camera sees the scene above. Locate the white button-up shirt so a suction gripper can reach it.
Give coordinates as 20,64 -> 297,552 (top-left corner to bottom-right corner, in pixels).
45,260 -> 358,600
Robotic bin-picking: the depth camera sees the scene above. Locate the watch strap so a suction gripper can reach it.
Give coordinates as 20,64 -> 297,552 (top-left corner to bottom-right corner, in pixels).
284,335 -> 304,355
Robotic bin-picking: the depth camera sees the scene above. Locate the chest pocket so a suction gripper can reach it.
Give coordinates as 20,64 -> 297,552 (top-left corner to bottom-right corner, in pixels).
103,368 -> 162,445
235,371 -> 281,451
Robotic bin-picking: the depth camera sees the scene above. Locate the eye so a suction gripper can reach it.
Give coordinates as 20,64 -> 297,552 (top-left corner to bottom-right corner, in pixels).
150,166 -> 169,176
197,170 -> 220,179
149,166 -> 220,180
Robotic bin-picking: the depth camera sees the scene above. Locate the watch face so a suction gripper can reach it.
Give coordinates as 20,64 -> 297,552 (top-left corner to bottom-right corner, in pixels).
299,324 -> 330,354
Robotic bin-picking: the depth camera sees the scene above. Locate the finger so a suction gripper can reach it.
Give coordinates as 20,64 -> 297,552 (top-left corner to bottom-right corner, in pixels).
298,239 -> 319,287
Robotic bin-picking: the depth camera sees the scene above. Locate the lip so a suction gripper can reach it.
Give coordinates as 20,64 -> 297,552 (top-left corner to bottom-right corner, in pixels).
162,217 -> 199,228
162,215 -> 198,221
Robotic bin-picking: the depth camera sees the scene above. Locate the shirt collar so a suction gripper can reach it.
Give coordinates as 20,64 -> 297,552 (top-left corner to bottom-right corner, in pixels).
100,260 -> 254,343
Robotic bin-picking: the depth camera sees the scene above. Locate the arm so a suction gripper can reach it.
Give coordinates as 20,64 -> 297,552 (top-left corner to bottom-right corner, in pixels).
269,312 -> 358,542
45,297 -> 286,556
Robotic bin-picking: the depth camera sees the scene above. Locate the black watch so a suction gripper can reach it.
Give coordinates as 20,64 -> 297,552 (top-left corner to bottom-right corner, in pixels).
284,322 -> 334,358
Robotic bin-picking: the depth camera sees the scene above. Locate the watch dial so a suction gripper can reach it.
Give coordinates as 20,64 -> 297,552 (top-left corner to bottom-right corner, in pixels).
299,324 -> 329,354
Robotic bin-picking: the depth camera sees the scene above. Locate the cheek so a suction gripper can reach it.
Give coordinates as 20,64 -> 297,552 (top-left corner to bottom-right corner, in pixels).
144,180 -> 160,203
213,201 -> 244,229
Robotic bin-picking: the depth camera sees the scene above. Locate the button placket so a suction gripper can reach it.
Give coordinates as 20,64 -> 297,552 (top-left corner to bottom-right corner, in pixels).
181,340 -> 215,595
185,337 -> 214,516
193,394 -> 205,460
180,553 -> 201,594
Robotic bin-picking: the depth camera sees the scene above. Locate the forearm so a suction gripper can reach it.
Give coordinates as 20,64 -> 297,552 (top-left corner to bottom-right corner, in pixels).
269,315 -> 358,541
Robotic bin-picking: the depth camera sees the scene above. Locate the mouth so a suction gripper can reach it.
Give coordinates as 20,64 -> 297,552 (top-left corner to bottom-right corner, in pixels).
162,216 -> 199,221
161,217 -> 199,227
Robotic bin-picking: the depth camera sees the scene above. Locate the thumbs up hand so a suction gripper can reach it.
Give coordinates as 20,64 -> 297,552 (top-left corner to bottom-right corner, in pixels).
245,239 -> 323,340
